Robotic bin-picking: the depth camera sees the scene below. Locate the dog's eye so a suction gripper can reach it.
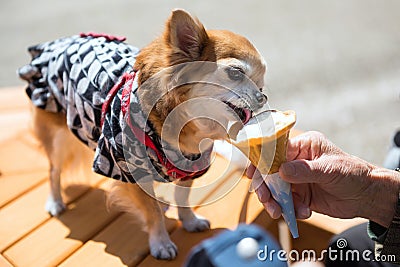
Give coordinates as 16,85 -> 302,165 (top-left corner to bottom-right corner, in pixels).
226,67 -> 244,81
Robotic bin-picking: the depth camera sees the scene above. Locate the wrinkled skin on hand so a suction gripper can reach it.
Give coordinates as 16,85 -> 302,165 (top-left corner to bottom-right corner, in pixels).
248,131 -> 400,227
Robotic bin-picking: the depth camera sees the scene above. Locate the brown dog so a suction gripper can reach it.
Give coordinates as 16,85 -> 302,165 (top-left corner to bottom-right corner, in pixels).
19,9 -> 267,260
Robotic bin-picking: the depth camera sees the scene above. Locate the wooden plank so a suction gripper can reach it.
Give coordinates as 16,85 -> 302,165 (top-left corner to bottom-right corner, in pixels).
304,212 -> 367,235
139,207 -> 279,267
0,170 -> 47,208
252,210 -> 280,239
60,214 -> 178,267
0,255 -> 13,267
61,156 -> 234,267
14,129 -> 42,148
0,87 -> 30,111
138,227 -> 222,267
138,208 -> 280,267
0,110 -> 31,143
154,154 -> 240,207
0,87 -> 31,143
0,174 -> 104,252
195,177 -> 263,229
194,172 -> 264,225
4,182 -> 119,267
138,175 -> 265,266
252,211 -> 334,258
292,220 -> 333,256
0,138 -> 48,176
0,182 -> 50,252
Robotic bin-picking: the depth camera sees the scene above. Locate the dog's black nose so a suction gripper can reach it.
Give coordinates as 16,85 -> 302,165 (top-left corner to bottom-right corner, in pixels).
255,91 -> 267,105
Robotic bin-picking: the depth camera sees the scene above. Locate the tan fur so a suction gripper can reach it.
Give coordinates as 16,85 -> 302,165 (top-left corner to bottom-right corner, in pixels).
135,11 -> 266,155
107,181 -> 164,232
107,181 -> 171,244
32,106 -> 77,214
33,9 -> 266,260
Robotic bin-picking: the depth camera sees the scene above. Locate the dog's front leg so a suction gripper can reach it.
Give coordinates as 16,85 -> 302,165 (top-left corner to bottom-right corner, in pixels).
175,179 -> 210,232
137,182 -> 178,260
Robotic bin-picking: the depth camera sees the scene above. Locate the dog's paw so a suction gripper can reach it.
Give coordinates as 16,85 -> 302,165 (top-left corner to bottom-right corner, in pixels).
182,214 -> 211,232
149,237 -> 178,260
45,196 -> 66,216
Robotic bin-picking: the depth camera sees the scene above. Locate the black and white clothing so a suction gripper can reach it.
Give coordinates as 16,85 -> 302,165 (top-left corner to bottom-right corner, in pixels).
19,34 -> 211,183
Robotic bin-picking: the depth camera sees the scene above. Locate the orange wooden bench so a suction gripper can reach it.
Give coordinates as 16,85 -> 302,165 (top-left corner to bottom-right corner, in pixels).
0,87 -> 365,266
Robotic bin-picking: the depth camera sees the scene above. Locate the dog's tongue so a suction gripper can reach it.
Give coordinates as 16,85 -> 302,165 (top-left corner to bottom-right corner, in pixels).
227,109 -> 252,139
243,109 -> 252,124
226,109 -> 252,139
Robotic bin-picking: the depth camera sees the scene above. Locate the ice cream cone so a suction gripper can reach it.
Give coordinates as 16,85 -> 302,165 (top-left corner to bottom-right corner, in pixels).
228,110 -> 299,238
229,110 -> 295,174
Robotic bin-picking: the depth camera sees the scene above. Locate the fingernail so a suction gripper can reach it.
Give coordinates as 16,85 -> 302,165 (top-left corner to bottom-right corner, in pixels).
266,203 -> 277,218
298,206 -> 311,218
281,162 -> 296,176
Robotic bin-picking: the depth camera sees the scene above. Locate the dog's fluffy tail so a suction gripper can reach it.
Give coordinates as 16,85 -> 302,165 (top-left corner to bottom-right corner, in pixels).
30,105 -> 100,186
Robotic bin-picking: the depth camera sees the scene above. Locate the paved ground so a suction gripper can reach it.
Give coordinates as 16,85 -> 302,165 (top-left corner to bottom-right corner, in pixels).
1,0 -> 399,165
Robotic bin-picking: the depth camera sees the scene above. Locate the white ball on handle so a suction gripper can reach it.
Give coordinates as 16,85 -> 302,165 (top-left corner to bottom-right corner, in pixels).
236,237 -> 259,260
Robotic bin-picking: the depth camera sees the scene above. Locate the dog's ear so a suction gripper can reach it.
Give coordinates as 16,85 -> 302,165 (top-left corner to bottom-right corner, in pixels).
165,9 -> 208,60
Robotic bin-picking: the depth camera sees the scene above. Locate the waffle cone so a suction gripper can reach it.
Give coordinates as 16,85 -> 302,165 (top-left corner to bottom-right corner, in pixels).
230,110 -> 296,174
228,110 -> 299,238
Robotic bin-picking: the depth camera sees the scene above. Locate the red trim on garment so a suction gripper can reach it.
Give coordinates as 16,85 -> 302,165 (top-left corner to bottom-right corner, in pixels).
101,72 -> 207,180
80,32 -> 126,42
100,72 -> 134,127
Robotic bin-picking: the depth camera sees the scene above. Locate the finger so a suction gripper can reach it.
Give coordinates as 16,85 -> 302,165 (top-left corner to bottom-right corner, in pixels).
292,192 -> 311,219
255,182 -> 271,203
246,164 -> 260,179
254,177 -> 282,218
286,137 -> 302,161
279,159 -> 322,184
287,134 -> 315,161
286,131 -> 327,161
297,206 -> 311,220
262,198 -> 282,219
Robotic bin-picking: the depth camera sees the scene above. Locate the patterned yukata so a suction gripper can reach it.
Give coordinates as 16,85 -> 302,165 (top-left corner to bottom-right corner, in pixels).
18,33 -> 211,184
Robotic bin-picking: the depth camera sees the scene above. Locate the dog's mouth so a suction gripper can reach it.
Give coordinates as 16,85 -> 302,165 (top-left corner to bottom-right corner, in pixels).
224,102 -> 252,124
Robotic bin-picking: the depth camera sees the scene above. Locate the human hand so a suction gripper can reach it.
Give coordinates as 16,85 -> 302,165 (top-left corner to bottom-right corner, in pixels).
248,131 -> 399,227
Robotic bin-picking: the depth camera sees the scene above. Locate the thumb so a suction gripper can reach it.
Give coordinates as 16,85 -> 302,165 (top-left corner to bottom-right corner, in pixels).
279,159 -> 322,184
